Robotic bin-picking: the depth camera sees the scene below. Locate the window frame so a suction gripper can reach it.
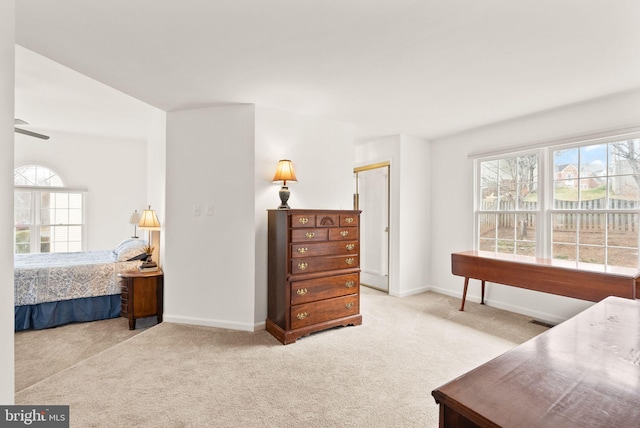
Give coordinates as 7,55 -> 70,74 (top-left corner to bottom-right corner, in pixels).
474,149 -> 544,258
14,165 -> 87,254
474,131 -> 640,269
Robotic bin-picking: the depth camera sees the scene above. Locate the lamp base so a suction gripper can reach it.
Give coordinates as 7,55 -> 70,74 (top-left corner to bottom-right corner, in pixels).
278,185 -> 291,209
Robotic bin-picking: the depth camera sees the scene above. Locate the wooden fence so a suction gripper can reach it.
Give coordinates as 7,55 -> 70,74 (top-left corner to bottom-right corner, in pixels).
479,198 -> 638,237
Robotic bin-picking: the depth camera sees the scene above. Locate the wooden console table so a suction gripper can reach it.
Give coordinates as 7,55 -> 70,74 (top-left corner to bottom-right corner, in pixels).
452,251 -> 639,311
432,296 -> 640,427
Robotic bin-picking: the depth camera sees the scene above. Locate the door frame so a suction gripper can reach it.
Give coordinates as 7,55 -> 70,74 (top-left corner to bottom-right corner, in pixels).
354,161 -> 390,292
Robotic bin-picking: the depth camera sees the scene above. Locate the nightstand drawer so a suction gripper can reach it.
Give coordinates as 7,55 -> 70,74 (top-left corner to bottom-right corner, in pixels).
291,273 -> 359,305
291,295 -> 359,329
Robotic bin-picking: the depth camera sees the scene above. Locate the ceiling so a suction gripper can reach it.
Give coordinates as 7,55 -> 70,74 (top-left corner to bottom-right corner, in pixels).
14,1 -> 640,142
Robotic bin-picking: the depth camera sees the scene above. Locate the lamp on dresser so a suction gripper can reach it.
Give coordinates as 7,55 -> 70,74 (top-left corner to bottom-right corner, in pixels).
272,159 -> 298,209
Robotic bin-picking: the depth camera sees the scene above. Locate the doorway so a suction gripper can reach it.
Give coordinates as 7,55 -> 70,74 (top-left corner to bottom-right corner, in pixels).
354,162 -> 390,292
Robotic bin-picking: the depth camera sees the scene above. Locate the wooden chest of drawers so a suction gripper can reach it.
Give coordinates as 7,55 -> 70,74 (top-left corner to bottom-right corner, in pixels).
266,209 -> 362,344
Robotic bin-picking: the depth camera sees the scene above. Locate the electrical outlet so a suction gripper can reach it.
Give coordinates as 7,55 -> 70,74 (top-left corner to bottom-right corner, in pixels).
193,204 -> 201,216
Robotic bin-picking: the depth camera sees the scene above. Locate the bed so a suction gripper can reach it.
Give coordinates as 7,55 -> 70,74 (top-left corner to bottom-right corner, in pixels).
14,238 -> 148,331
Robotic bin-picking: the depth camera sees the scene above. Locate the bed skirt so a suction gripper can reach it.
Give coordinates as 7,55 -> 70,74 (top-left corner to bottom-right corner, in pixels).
15,294 -> 121,331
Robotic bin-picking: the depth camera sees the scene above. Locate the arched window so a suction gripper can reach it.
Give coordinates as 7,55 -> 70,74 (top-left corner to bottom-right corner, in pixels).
14,165 -> 86,254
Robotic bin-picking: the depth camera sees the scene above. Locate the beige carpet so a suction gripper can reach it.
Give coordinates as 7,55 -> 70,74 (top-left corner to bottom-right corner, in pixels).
15,288 -> 548,427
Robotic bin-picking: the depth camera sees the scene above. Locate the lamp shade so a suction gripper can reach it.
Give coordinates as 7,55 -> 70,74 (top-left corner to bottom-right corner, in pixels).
272,159 -> 298,184
138,205 -> 161,230
129,210 -> 141,225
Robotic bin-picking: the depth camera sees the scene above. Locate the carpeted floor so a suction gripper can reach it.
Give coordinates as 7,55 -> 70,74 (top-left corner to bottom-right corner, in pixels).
15,288 -> 548,427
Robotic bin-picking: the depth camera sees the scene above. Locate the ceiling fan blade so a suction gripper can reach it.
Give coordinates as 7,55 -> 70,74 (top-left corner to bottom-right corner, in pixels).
14,118 -> 28,125
14,127 -> 50,140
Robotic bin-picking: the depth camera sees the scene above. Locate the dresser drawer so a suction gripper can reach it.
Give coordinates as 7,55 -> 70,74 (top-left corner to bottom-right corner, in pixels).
329,227 -> 358,241
291,273 -> 359,305
340,214 -> 359,227
291,214 -> 315,228
291,294 -> 360,329
291,241 -> 359,258
316,214 -> 339,227
291,228 -> 328,242
291,255 -> 359,274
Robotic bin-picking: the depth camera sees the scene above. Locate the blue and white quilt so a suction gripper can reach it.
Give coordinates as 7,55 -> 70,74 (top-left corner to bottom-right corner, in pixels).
14,240 -> 145,306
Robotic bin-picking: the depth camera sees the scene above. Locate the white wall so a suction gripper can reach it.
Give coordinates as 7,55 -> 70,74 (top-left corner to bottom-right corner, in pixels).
14,131 -> 148,250
145,109 -> 167,265
254,106 -> 356,324
355,134 -> 431,297
164,104 -> 356,330
430,89 -> 640,324
164,105 -> 257,331
398,135 -> 431,296
1,0 -> 14,404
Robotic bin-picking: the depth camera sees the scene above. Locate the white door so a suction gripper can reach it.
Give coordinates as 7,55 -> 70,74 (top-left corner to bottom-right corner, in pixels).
355,164 -> 389,292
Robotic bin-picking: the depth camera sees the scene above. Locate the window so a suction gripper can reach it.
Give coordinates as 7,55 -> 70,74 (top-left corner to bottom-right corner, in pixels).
14,165 -> 86,254
475,135 -> 640,269
477,153 -> 538,257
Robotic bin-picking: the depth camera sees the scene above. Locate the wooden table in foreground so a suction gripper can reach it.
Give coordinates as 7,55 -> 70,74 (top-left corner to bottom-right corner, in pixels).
432,296 -> 640,427
452,250 -> 639,311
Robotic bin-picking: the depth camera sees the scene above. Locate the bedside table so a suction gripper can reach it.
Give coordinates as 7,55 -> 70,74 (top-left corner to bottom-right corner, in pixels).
118,270 -> 164,330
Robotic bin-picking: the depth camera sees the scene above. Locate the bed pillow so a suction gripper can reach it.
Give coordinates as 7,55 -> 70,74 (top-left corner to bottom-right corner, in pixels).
113,238 -> 142,255
114,239 -> 147,261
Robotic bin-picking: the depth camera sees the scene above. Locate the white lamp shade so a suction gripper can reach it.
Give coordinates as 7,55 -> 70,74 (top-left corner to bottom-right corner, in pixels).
129,210 -> 141,225
138,206 -> 161,230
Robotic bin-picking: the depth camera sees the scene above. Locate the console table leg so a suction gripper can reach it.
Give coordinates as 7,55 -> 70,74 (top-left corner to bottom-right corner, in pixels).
481,280 -> 485,305
459,277 -> 470,311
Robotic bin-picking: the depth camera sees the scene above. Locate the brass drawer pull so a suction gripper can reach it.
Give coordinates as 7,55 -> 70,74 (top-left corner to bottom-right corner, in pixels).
340,230 -> 349,237
305,232 -> 315,239
345,302 -> 354,309
345,217 -> 354,224
345,258 -> 355,265
345,243 -> 355,251
297,247 -> 308,254
296,288 -> 308,296
345,280 -> 355,288
298,217 -> 309,225
297,262 -> 308,271
297,312 -> 308,320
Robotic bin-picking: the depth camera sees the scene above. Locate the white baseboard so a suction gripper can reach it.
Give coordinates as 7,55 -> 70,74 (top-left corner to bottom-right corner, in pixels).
428,285 -> 570,325
163,314 -> 257,332
391,285 -> 431,298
